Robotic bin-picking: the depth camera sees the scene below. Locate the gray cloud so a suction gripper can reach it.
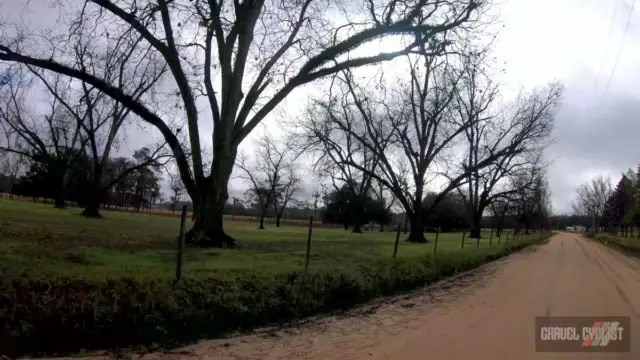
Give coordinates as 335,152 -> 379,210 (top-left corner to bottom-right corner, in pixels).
546,66 -> 640,213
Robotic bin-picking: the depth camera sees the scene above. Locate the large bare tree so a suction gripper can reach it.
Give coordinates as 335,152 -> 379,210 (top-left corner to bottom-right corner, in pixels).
456,56 -> 561,238
300,85 -> 391,233
0,66 -> 86,208
303,49 -> 561,242
0,0 -> 486,247
61,28 -> 170,217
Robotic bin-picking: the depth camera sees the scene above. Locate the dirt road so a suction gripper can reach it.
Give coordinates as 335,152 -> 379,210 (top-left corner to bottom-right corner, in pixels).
83,233 -> 640,360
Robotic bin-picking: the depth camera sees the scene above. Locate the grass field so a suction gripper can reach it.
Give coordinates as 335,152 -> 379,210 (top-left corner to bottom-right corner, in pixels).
0,199 -> 548,357
0,199 -> 518,280
591,233 -> 640,257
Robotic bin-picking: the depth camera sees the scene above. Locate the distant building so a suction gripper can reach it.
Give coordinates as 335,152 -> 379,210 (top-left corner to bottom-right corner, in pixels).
565,225 -> 586,233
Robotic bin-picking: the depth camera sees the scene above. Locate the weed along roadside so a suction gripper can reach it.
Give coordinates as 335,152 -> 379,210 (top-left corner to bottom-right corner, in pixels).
586,233 -> 640,257
0,231 -> 552,357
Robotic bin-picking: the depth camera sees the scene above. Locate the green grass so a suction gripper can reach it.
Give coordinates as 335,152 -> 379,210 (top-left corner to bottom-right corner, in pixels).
0,199 -> 520,280
0,199 -> 550,357
590,233 -> 640,257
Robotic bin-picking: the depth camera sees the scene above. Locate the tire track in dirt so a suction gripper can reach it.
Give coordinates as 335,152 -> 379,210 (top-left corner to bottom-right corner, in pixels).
575,235 -> 640,319
543,239 -> 565,317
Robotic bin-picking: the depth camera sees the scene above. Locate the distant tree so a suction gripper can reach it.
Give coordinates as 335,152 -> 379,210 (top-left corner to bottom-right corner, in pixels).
457,54 -> 560,238
423,192 -> 467,232
13,151 -> 91,204
272,166 -> 301,227
244,186 -> 273,230
323,184 -> 382,232
236,134 -> 297,230
603,174 -> 631,233
572,175 -> 613,233
168,168 -> 186,213
372,179 -> 396,232
0,151 -> 25,196
0,67 -> 87,208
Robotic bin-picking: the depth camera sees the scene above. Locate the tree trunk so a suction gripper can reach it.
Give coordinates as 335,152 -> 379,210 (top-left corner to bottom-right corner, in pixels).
343,223 -> 349,230
275,215 -> 281,227
406,215 -> 428,243
185,186 -> 236,248
468,204 -> 485,239
352,223 -> 363,233
379,223 -> 384,232
469,226 -> 481,239
82,192 -> 102,218
259,214 -> 266,230
54,170 -> 69,209
53,189 -> 67,209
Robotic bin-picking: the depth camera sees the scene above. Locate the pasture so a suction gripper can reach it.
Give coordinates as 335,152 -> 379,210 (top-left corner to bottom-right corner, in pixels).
0,199 -> 548,357
0,199 -> 513,280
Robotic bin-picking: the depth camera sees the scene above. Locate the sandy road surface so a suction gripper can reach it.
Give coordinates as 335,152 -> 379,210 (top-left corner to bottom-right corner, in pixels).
73,233 -> 640,360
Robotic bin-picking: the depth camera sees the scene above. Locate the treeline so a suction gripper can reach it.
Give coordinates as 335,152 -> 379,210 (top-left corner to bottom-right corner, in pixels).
602,168 -> 640,235
0,150 -> 163,214
571,168 -> 640,235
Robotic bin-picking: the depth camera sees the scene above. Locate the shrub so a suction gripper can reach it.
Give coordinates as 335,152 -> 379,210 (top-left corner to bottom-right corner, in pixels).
0,234 -> 550,357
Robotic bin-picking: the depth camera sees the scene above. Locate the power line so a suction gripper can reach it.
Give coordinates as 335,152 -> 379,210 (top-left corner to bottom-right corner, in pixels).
605,0 -> 637,92
595,0 -> 620,91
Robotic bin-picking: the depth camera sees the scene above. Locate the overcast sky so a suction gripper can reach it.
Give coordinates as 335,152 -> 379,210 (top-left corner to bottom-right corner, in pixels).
270,0 -> 640,214
2,0 -> 640,214
492,0 -> 640,214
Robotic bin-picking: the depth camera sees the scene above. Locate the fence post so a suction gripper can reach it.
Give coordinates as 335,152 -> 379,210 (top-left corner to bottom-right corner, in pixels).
489,228 -> 493,246
433,227 -> 440,255
393,224 -> 401,259
304,216 -> 313,273
461,229 -> 466,250
175,205 -> 187,282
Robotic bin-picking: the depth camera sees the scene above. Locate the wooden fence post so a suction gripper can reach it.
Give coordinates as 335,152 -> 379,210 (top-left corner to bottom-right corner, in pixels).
304,216 -> 313,273
433,227 -> 440,254
175,205 -> 187,282
393,224 -> 401,259
461,229 -> 466,250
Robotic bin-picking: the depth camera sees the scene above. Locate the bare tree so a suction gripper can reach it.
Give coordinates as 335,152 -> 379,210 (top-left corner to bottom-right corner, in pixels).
168,166 -> 185,213
0,151 -> 25,196
303,48 -> 561,242
456,55 -> 561,238
59,24 -> 170,217
372,178 -> 397,231
272,164 -> 301,227
0,0 -> 486,247
300,83 -> 391,233
303,54 -> 472,242
236,134 -> 295,230
490,164 -> 544,235
573,175 -> 613,233
0,66 -> 86,208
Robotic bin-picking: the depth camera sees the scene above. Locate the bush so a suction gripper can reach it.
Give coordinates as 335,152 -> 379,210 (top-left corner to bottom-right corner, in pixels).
0,234 -> 550,357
